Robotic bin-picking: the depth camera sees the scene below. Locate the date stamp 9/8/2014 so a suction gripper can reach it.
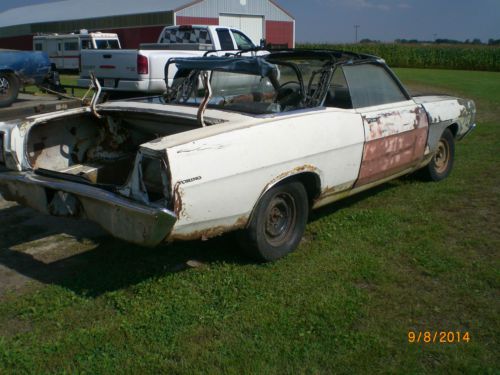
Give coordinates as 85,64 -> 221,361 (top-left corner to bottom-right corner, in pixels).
408,331 -> 470,344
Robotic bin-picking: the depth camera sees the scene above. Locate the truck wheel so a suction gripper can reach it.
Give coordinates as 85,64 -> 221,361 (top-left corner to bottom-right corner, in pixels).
242,181 -> 309,262
0,73 -> 20,108
423,128 -> 455,181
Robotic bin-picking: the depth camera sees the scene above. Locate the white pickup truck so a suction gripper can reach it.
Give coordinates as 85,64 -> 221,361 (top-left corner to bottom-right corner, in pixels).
77,25 -> 257,94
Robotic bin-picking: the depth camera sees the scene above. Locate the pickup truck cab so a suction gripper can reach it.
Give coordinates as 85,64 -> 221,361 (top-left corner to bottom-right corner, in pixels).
77,25 -> 256,94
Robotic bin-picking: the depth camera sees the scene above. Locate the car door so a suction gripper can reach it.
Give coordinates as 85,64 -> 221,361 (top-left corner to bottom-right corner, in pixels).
342,63 -> 428,187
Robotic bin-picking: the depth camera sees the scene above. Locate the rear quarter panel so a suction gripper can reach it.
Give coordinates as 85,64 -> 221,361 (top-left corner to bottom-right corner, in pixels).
165,108 -> 364,239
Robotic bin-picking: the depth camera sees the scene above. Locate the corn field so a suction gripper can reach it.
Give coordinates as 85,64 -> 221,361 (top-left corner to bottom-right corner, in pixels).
297,43 -> 500,71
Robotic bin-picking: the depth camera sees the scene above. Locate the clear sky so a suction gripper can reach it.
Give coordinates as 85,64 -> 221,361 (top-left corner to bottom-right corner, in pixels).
0,0 -> 499,43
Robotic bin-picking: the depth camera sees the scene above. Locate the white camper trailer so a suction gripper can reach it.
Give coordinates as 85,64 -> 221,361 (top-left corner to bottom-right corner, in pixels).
33,30 -> 121,71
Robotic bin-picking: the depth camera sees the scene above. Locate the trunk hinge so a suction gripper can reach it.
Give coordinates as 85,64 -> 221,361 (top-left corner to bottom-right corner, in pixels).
197,71 -> 212,127
88,72 -> 102,119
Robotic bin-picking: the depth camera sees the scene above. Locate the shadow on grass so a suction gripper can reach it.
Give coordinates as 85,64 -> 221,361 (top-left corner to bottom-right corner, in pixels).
0,205 -> 254,298
0,178 -> 414,298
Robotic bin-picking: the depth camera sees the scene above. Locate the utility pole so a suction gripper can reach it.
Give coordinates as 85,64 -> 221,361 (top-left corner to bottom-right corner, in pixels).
354,25 -> 360,43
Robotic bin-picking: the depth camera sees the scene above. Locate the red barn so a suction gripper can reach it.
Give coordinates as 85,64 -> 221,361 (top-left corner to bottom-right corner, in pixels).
0,0 -> 294,50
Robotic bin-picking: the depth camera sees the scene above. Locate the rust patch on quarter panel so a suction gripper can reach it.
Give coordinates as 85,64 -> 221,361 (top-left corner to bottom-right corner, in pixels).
356,106 -> 428,187
173,181 -> 183,218
263,164 -> 319,193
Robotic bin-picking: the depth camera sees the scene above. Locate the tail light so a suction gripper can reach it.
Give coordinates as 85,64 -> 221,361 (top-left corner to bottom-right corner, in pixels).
137,54 -> 148,75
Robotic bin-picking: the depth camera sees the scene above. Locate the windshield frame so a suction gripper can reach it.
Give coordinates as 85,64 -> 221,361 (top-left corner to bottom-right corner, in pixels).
164,57 -> 310,115
162,50 -> 384,118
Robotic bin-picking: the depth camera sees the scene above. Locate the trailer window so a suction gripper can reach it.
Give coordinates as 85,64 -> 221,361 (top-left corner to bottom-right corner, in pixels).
64,42 -> 79,51
34,43 -> 43,51
95,39 -> 120,49
81,40 -> 91,49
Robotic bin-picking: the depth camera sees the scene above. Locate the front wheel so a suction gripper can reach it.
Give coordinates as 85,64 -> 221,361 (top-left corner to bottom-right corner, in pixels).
241,181 -> 309,262
0,73 -> 20,108
423,128 -> 455,181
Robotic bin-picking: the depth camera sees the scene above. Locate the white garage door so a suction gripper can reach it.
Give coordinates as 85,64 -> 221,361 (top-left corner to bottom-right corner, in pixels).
219,14 -> 264,46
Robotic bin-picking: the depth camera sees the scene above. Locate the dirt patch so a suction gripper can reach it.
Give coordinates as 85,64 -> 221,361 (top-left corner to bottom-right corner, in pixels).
0,194 -> 105,297
0,316 -> 33,338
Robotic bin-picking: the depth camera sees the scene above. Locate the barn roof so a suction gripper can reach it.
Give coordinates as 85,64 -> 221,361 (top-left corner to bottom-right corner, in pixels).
0,0 -> 202,28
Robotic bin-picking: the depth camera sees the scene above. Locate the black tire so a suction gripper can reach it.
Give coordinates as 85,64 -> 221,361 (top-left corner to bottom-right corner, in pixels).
423,128 -> 455,181
242,181 -> 309,262
0,73 -> 20,108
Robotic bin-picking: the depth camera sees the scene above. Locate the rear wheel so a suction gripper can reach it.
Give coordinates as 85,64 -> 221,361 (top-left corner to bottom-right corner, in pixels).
0,73 -> 20,108
242,181 -> 309,262
423,128 -> 455,181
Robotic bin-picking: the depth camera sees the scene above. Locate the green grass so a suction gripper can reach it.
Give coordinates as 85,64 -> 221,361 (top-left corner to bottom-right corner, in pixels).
23,74 -> 89,99
1,68 -> 499,374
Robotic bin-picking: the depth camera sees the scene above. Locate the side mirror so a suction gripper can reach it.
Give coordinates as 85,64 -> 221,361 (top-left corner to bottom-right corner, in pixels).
260,38 -> 267,48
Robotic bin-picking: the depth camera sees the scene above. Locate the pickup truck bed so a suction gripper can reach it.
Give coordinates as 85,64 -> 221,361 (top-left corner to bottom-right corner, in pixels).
78,25 -> 257,94
79,48 -> 207,93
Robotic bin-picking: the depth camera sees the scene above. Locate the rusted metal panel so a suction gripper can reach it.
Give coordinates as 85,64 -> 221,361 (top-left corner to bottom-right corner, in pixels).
168,215 -> 248,241
355,126 -> 428,186
355,104 -> 428,187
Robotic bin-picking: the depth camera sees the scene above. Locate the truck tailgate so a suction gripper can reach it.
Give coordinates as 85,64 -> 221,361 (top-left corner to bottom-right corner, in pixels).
80,49 -> 139,82
149,50 -> 206,83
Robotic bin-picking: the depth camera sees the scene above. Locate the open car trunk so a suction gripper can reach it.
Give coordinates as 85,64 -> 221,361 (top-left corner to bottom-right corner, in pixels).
26,111 -> 198,188
1,109 -> 203,246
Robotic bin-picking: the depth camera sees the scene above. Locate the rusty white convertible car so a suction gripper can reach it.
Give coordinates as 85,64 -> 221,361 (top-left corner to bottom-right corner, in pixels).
0,50 -> 476,261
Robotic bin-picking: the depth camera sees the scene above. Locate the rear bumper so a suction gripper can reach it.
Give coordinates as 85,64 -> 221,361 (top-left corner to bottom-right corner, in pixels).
0,171 -> 176,246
